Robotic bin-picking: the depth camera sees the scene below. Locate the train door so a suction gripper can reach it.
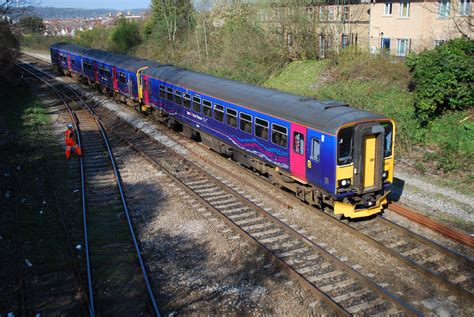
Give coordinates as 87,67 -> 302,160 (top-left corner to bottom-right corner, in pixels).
112,67 -> 118,92
93,61 -> 99,82
67,55 -> 72,71
353,123 -> 384,193
290,123 -> 307,182
305,129 -> 322,188
142,77 -> 150,105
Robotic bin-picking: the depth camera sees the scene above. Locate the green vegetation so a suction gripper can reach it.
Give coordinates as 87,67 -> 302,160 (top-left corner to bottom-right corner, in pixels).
406,38 -> 474,122
108,18 -> 142,53
19,15 -> 45,33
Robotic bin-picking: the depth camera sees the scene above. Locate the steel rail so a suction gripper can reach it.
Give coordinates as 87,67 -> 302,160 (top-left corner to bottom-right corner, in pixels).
389,203 -> 474,248
17,62 -> 95,317
18,60 -> 161,317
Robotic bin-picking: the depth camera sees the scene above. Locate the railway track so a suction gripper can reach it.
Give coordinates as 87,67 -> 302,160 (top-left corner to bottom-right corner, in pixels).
21,53 -> 473,313
96,115 -> 419,315
18,61 -> 160,316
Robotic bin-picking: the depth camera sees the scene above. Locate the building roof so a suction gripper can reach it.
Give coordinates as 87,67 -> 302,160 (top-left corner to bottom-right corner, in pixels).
142,66 -> 385,135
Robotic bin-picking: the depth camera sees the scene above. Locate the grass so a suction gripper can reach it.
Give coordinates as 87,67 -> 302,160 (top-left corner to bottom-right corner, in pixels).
264,60 -> 328,96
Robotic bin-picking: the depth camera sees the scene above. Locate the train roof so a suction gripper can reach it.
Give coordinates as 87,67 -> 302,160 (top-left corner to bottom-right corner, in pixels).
81,49 -> 163,73
50,43 -> 88,55
142,66 -> 386,135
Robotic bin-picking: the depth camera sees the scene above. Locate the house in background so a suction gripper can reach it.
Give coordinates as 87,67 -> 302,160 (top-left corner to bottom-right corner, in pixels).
369,0 -> 473,56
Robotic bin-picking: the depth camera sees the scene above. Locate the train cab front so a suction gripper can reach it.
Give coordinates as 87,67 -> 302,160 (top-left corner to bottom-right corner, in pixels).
333,120 -> 395,219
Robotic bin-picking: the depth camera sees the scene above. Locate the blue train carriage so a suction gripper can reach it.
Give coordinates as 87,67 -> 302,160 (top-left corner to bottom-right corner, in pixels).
78,49 -> 162,108
138,66 -> 395,219
50,43 -> 86,77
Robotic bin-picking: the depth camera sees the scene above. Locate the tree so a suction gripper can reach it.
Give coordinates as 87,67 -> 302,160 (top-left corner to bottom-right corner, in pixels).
108,18 -> 141,53
145,0 -> 194,47
1,0 -> 39,16
0,20 -> 19,95
406,38 -> 474,122
20,15 -> 44,33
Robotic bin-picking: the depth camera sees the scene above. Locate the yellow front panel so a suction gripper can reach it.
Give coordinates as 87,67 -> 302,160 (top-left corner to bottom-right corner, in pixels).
363,135 -> 376,188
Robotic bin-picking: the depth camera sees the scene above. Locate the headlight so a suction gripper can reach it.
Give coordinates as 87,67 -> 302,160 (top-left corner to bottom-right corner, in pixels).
382,171 -> 389,180
338,178 -> 351,188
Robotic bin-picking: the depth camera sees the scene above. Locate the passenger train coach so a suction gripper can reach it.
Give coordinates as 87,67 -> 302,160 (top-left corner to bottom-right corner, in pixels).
50,43 -> 395,219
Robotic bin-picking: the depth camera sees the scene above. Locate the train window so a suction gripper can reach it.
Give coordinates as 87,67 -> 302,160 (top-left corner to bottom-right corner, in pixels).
240,113 -> 252,134
71,59 -> 75,65
183,93 -> 191,109
192,96 -> 201,113
293,132 -> 304,155
255,118 -> 269,140
119,72 -> 126,84
311,138 -> 320,162
98,65 -> 104,76
104,68 -> 111,78
202,100 -> 212,117
159,85 -> 165,98
226,108 -> 238,128
337,127 -> 354,165
271,124 -> 288,148
382,122 -> 393,157
175,91 -> 182,105
166,87 -> 174,102
214,104 -> 224,122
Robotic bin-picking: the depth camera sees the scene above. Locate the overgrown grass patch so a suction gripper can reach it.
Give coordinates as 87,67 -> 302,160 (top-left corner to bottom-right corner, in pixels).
264,60 -> 327,96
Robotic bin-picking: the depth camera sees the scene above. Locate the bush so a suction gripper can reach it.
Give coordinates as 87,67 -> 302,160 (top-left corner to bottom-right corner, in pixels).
406,38 -> 474,122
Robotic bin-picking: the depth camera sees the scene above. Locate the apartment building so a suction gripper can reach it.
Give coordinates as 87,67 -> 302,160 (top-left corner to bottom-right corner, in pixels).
258,0 -> 471,57
369,0 -> 473,56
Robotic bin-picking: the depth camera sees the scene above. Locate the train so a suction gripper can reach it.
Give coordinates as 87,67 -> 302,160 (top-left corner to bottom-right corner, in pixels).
50,43 -> 395,219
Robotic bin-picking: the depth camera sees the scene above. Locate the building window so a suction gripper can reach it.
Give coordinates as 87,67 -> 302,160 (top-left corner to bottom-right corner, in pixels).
399,0 -> 410,17
319,6 -> 325,21
438,0 -> 451,17
458,0 -> 472,15
381,38 -> 391,54
328,6 -> 334,21
343,6 -> 350,21
396,39 -> 409,56
434,39 -> 446,47
341,34 -> 349,49
384,1 -> 393,15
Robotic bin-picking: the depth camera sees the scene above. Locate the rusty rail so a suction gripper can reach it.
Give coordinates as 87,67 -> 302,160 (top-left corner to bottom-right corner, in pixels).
389,203 -> 474,248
